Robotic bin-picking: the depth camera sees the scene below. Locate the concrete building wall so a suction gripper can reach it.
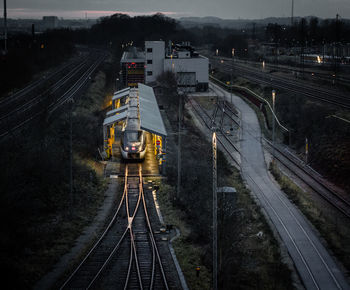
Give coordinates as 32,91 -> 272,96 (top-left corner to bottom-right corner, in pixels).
145,41 -> 165,83
164,56 -> 209,83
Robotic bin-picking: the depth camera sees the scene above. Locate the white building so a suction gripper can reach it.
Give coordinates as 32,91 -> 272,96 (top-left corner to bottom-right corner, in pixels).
121,41 -> 209,92
145,41 -> 165,83
145,41 -> 209,92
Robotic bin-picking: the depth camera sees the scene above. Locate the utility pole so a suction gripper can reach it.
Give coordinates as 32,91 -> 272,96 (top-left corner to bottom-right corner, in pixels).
272,90 -> 276,161
177,94 -> 182,200
305,137 -> 309,164
3,0 -> 7,53
230,69 -> 233,105
334,14 -> 340,85
212,131 -> 218,290
68,98 -> 74,211
231,48 -> 235,105
291,0 -> 294,26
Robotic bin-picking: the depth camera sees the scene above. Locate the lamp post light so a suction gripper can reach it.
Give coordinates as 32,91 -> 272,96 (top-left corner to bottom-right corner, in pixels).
272,90 -> 276,161
177,93 -> 183,200
212,130 -> 218,290
231,48 -> 235,105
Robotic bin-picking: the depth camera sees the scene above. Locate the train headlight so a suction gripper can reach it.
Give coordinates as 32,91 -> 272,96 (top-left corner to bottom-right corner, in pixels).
125,146 -> 129,151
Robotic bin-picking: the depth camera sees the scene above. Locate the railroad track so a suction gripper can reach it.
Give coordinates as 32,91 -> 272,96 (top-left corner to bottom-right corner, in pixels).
60,164 -> 170,289
0,57 -> 81,110
191,84 -> 350,289
0,52 -> 105,139
263,138 -> 350,219
213,56 -> 350,86
188,97 -> 240,167
211,58 -> 350,109
190,91 -> 350,219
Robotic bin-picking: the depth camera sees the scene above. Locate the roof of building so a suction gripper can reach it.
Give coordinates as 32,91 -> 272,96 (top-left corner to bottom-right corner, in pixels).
103,111 -> 128,126
121,47 -> 145,63
106,105 -> 128,117
138,83 -> 167,137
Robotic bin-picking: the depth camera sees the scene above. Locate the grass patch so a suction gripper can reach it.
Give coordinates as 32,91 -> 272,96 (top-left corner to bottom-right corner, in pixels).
269,161 -> 350,272
156,183 -> 212,289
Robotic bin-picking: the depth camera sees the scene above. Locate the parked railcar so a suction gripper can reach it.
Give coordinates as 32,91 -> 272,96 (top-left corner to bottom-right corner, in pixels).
120,90 -> 147,160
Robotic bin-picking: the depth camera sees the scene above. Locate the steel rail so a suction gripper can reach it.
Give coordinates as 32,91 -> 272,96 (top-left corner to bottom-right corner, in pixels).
215,56 -> 350,85
0,59 -> 89,122
61,161 -> 170,289
140,171 -> 170,290
212,57 -> 350,103
263,138 -> 350,219
212,59 -> 350,109
49,55 -> 105,113
0,57 -> 83,106
124,164 -> 144,290
60,163 -> 129,289
188,97 -> 241,167
0,54 -> 105,139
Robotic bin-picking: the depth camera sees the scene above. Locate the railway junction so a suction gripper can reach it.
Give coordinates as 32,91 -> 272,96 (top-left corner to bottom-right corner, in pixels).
54,82 -> 184,290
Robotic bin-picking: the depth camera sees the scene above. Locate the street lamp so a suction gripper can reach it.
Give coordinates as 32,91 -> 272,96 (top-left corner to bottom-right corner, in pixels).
212,130 -> 217,290
272,90 -> 276,161
229,70 -> 233,105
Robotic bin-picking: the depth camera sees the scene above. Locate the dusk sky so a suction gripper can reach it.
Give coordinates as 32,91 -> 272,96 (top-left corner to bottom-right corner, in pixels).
3,0 -> 350,19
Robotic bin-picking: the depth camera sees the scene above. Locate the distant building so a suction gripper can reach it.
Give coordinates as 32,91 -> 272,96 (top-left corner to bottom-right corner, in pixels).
42,16 -> 59,29
121,41 -> 209,92
120,47 -> 145,87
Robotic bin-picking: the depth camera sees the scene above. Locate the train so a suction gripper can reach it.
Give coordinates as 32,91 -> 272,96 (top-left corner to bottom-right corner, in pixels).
120,89 -> 147,160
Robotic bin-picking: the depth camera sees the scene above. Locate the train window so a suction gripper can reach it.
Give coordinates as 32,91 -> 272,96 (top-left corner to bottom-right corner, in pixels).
147,59 -> 152,64
126,132 -> 139,141
147,48 -> 152,53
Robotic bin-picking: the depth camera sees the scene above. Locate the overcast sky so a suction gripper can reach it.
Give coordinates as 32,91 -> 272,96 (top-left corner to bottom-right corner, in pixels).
3,0 -> 350,19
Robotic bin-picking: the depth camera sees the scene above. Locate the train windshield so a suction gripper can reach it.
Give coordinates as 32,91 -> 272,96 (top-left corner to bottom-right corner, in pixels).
125,131 -> 142,142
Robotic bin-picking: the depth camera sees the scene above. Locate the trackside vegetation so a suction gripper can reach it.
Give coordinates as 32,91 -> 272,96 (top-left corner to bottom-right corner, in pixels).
154,75 -> 295,289
0,60 -> 115,288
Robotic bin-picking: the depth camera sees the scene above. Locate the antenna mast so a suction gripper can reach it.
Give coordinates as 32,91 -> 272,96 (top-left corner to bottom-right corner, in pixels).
291,0 -> 294,25
3,0 -> 7,53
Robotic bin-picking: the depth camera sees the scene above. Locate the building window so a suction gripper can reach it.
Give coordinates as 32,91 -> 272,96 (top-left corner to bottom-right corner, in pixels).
147,59 -> 152,64
147,48 -> 152,53
147,71 -> 153,76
